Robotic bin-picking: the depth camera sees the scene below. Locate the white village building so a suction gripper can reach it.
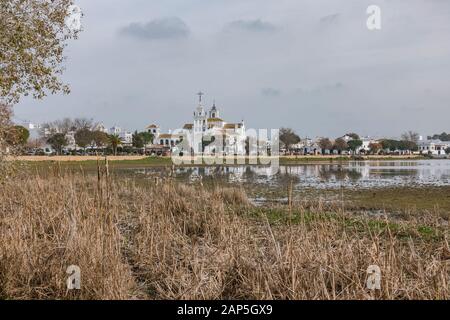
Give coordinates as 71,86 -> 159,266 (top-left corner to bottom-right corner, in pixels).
359,137 -> 380,153
150,93 -> 247,155
109,125 -> 132,145
418,139 -> 450,156
146,124 -> 160,137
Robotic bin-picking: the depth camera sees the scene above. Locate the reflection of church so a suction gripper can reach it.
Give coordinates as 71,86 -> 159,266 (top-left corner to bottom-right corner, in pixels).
149,93 -> 247,155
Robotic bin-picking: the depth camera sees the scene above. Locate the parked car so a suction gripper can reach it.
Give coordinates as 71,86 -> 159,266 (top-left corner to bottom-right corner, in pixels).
35,149 -> 45,156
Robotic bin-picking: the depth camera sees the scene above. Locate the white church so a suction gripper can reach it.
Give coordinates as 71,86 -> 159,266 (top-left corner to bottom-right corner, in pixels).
147,93 -> 247,156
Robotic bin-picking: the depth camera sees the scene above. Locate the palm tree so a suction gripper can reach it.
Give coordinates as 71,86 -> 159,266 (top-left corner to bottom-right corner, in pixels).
108,134 -> 122,156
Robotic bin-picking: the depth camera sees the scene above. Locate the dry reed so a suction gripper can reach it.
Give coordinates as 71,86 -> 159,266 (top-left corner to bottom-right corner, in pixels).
0,168 -> 448,300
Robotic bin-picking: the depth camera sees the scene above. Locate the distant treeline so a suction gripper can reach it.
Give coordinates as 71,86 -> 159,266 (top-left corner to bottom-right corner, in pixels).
379,139 -> 418,152
428,132 -> 450,141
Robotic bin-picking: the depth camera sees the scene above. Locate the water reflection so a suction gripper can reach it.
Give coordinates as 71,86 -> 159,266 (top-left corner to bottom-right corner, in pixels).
126,160 -> 450,189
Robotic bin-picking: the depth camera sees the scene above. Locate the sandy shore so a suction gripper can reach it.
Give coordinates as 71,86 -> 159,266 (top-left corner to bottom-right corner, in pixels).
7,155 -> 148,162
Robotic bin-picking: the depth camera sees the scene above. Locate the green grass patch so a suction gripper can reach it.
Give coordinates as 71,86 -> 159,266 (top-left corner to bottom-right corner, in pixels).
243,206 -> 445,242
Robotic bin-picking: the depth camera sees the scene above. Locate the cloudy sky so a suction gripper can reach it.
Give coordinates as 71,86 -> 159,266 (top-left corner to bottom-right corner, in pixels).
15,0 -> 450,138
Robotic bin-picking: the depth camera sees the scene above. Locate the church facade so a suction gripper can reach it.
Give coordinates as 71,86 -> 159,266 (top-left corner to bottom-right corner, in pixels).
149,93 -> 247,156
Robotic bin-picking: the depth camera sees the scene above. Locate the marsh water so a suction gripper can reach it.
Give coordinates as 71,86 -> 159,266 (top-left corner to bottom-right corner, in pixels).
119,160 -> 450,190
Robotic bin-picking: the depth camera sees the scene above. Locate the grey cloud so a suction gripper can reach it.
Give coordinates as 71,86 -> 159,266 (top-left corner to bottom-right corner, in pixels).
261,88 -> 281,97
119,17 -> 190,40
225,19 -> 277,33
14,0 -> 450,139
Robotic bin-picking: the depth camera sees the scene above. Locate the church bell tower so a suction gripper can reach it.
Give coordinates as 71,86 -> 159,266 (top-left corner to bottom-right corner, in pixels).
193,91 -> 207,133
209,101 -> 220,119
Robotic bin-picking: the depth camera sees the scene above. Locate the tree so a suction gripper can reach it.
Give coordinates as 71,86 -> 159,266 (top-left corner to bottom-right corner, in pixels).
439,133 -> 450,141
401,131 -> 419,143
73,118 -> 93,131
41,117 -> 94,137
1,0 -> 81,104
446,147 -> 450,155
132,131 -> 144,148
279,128 -> 300,152
41,118 -> 72,136
92,130 -> 109,150
318,138 -> 333,154
399,140 -> 418,152
47,133 -> 67,154
5,125 -> 29,146
139,131 -> 154,145
108,134 -> 121,156
379,139 -> 417,153
368,142 -> 382,154
0,104 -> 13,174
0,0 -> 81,104
346,133 -> 360,140
74,128 -> 93,152
428,132 -> 450,141
380,139 -> 399,152
1,107 -> 29,156
132,131 -> 154,149
333,138 -> 348,153
0,104 -> 13,153
347,139 -> 363,153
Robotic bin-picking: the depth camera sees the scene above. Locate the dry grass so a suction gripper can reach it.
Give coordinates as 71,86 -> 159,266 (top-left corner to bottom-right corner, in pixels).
0,168 -> 448,300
